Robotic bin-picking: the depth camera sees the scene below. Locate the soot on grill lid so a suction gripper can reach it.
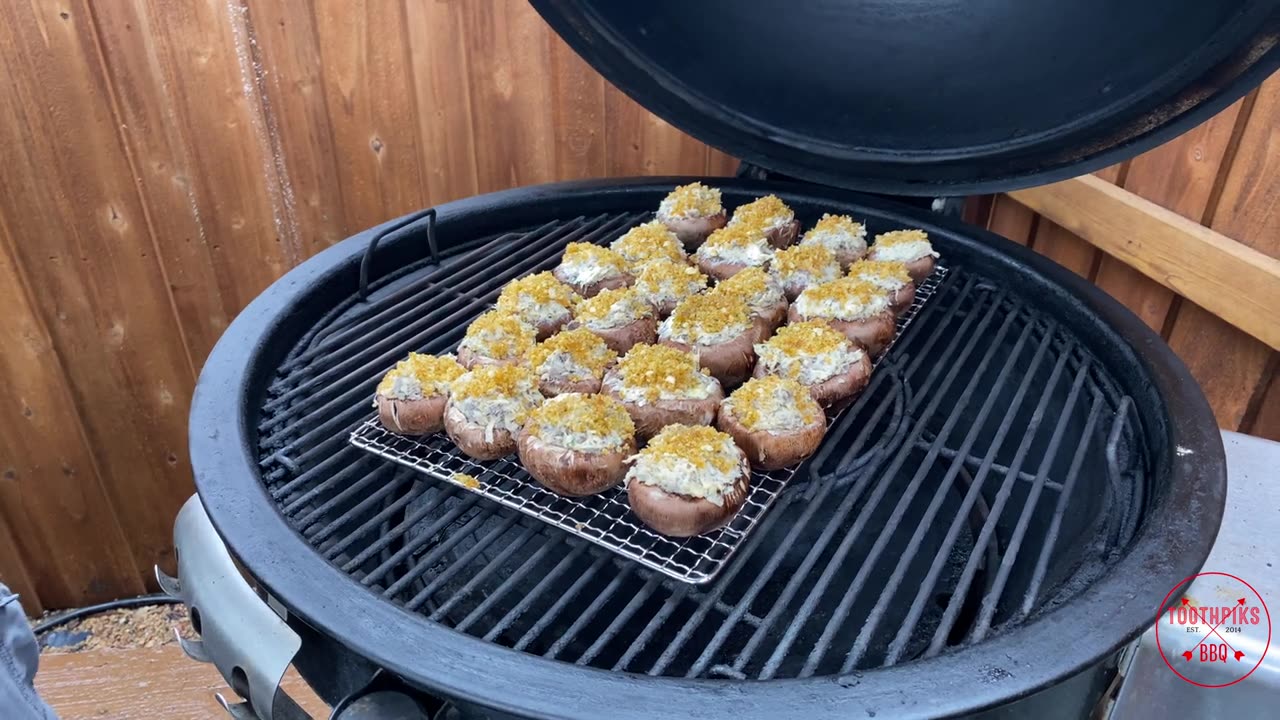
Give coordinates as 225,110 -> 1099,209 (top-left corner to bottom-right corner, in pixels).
530,0 -> 1280,195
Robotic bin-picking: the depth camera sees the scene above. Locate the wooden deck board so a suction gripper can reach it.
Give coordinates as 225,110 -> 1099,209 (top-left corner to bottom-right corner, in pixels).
36,646 -> 328,719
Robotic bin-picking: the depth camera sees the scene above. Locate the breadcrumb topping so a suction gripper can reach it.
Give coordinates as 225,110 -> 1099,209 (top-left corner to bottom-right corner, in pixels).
496,272 -> 578,326
801,214 -> 868,256
449,365 -> 543,435
871,229 -> 938,262
770,244 -> 841,285
452,472 -> 481,489
695,224 -> 774,267
723,376 -> 823,432
607,344 -> 717,402
557,242 -> 628,285
626,425 -> 744,505
848,259 -> 912,291
575,287 -> 654,330
658,182 -> 723,219
376,353 -> 464,400
634,260 -> 708,307
611,221 -> 686,270
525,393 -> 634,453
527,328 -> 616,382
710,266 -> 785,312
459,311 -> 537,361
794,278 -> 892,321
755,321 -> 865,385
729,195 -> 794,232
660,292 -> 753,345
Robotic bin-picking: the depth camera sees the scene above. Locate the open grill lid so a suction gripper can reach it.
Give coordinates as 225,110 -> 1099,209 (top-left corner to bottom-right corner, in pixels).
531,0 -> 1280,196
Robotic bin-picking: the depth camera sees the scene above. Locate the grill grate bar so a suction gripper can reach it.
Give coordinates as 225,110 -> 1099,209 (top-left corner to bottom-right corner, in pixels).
512,554 -> 611,652
544,566 -> 638,660
968,361 -> 1092,642
924,360 -> 1090,656
382,510 -> 493,600
1018,394 -> 1105,618
877,326 -> 1064,666
345,489 -> 479,575
269,445 -> 369,502
302,467 -> 409,545
423,524 -> 545,619
760,288 -> 1013,679
451,538 -> 567,634
479,541 -> 592,641
279,454 -> 386,518
404,515 -> 528,612
358,493 -> 484,586
576,574 -> 663,666
793,296 -> 1024,677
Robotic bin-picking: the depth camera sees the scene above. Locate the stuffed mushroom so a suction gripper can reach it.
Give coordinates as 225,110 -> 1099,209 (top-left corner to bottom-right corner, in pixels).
848,259 -> 916,314
456,311 -> 538,369
602,344 -> 724,441
799,213 -> 868,270
789,278 -> 897,357
710,266 -> 789,341
373,352 -> 465,435
553,242 -> 633,297
659,292 -> 758,388
610,220 -> 687,273
632,259 -> 709,318
517,393 -> 636,497
728,194 -> 800,249
868,229 -> 940,282
769,243 -> 843,301
444,365 -> 544,461
568,287 -> 658,354
495,271 -> 580,340
693,223 -> 775,281
625,424 -> 750,537
753,321 -> 872,409
656,182 -> 727,250
717,376 -> 826,470
526,328 -> 617,397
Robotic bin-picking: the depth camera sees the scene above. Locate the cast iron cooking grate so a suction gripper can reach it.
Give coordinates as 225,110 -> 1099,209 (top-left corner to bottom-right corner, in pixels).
256,208 -> 1146,677
346,268 -> 948,584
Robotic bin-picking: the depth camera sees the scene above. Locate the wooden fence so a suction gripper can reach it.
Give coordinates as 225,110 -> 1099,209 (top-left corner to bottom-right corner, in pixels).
0,0 -> 1274,613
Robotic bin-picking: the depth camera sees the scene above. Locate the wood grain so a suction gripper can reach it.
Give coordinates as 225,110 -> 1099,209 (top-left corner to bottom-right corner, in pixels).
1010,176 -> 1280,350
1248,365 -> 1280,442
1029,219 -> 1097,278
0,1 -> 197,595
0,503 -> 42,617
986,195 -> 1038,245
37,646 -> 328,720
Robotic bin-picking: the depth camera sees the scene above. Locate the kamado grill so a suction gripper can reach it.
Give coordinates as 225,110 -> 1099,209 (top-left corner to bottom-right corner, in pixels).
169,2 -> 1280,719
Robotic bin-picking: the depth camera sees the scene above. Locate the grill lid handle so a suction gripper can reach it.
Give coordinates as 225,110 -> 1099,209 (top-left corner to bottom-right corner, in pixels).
529,0 -> 1280,196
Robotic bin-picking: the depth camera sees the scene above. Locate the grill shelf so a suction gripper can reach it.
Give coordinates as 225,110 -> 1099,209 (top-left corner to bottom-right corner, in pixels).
257,206 -> 1148,679
348,267 -> 949,584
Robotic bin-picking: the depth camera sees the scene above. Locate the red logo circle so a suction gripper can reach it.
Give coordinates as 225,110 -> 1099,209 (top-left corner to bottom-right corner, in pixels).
1154,572 -> 1271,688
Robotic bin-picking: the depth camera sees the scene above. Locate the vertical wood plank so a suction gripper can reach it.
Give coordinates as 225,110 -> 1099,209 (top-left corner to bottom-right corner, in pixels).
0,220 -> 144,608
0,1 -> 196,588
89,0 -> 297,365
705,147 -> 741,177
1167,77 -> 1279,429
312,0 -> 427,228
1247,363 -> 1280,442
986,196 -> 1038,245
0,509 -> 41,616
1091,103 -> 1243,333
604,90 -> 708,177
549,35 -> 606,181
1031,220 -> 1097,278
248,0 -> 350,255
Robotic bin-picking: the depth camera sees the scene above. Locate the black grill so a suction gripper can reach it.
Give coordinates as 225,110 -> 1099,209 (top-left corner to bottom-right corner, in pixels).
254,206 -> 1145,680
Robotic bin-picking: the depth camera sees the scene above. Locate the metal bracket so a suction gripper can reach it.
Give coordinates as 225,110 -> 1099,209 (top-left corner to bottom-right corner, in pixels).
358,208 -> 439,301
159,495 -> 309,720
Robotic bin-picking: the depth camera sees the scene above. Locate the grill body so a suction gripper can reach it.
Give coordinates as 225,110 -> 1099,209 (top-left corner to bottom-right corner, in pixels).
190,177 -> 1225,719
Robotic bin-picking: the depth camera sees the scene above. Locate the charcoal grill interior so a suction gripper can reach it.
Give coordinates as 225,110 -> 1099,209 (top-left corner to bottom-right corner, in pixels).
254,188 -> 1148,681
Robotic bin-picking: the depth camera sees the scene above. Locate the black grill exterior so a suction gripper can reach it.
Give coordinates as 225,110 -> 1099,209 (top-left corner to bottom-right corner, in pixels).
190,178 -> 1225,719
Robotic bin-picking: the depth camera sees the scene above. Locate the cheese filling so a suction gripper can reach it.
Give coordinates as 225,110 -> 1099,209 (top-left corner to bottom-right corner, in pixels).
625,425 -> 744,506
849,259 -> 913,292
755,321 -> 865,386
659,292 -> 753,346
605,344 -> 719,403
695,224 -> 774,267
712,266 -> 785,314
524,393 -> 634,453
527,328 -> 616,383
610,221 -> 686,270
871,229 -> 939,263
729,194 -> 794,233
458,311 -> 537,361
575,287 -> 653,330
794,278 -> 892,322
723,376 -> 823,433
557,242 -> 628,286
770,244 -> 841,289
657,182 -> 723,220
450,366 -> 543,441
634,260 -> 708,307
375,353 -> 464,404
801,214 -> 868,257
496,272 -> 578,327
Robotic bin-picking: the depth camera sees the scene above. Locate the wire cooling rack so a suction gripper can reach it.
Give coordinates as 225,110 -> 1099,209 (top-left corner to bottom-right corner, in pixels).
351,266 -> 948,584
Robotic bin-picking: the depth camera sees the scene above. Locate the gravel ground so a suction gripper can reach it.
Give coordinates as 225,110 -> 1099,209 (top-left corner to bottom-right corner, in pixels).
38,604 -> 194,653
